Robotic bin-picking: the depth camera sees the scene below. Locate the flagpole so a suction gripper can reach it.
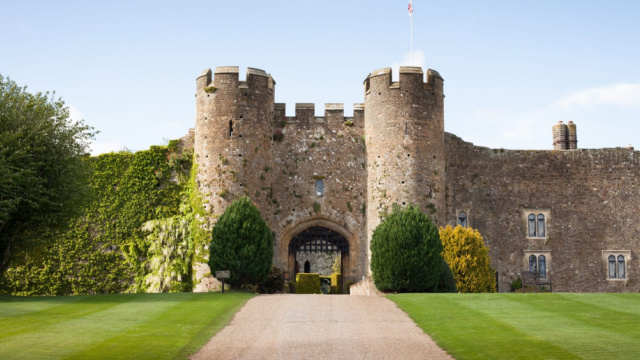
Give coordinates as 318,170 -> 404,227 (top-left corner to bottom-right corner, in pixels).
409,0 -> 413,66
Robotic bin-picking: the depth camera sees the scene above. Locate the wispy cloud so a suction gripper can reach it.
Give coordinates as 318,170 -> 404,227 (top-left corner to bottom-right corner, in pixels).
392,50 -> 426,80
464,83 -> 640,149
554,83 -> 640,108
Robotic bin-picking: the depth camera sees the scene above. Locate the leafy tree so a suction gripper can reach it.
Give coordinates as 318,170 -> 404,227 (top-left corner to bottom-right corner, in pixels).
370,205 -> 442,292
208,197 -> 273,288
437,259 -> 457,293
0,75 -> 95,273
440,225 -> 496,293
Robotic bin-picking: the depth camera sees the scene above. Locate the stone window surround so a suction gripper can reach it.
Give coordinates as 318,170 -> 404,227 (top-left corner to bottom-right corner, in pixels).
523,250 -> 551,277
523,208 -> 550,240
602,250 -> 631,281
456,209 -> 470,228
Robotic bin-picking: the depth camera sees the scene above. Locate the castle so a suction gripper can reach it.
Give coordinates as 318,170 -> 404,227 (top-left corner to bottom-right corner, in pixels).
193,66 -> 640,292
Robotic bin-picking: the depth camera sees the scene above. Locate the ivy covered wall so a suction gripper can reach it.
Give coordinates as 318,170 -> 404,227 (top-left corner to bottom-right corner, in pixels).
0,140 -> 208,295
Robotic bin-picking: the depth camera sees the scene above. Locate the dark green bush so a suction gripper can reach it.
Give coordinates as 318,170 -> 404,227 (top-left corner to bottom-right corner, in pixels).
296,273 -> 320,294
259,266 -> 284,294
437,259 -> 457,293
370,205 -> 442,293
511,276 -> 523,292
208,197 -> 273,289
287,281 -> 296,294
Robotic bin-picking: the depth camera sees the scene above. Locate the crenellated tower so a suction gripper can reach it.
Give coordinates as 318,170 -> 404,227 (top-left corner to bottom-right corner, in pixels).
194,66 -> 277,226
363,66 -> 445,270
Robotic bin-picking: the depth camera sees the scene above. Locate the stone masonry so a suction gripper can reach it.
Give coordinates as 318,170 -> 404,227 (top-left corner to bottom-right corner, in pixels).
192,65 -> 640,292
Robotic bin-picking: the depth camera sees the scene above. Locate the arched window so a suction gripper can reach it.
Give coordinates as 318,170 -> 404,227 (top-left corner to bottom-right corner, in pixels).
538,255 -> 546,278
537,214 -> 546,237
315,180 -> 324,197
458,212 -> 467,227
229,120 -> 233,137
608,255 -> 616,279
529,255 -> 537,273
528,214 -> 536,237
618,255 -> 625,279
304,261 -> 311,273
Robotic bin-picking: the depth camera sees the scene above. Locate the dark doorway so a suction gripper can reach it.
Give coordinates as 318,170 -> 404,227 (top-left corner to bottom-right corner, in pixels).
304,261 -> 311,273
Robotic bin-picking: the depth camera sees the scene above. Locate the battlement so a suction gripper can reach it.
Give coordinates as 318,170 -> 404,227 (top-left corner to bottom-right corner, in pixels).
274,103 -> 365,129
196,66 -> 275,93
364,66 -> 443,93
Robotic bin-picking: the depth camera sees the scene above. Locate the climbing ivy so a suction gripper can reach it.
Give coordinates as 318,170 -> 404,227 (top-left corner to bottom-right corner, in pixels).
0,141 -> 208,295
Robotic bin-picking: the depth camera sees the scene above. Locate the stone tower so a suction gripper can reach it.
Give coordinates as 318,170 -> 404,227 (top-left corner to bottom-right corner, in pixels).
194,67 -> 277,225
363,67 -> 445,269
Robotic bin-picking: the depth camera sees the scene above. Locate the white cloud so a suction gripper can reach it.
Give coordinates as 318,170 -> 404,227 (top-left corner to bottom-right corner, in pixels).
90,142 -> 125,156
392,50 -> 426,80
464,83 -> 640,150
554,83 -> 640,108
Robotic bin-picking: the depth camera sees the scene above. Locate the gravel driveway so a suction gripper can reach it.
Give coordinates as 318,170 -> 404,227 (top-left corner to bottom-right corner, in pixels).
191,294 -> 453,360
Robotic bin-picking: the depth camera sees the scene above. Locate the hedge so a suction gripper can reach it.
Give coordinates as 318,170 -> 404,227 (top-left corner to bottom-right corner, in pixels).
296,273 -> 321,294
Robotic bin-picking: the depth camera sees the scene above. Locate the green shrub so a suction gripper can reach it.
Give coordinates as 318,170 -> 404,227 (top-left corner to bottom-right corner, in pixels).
296,273 -> 320,294
511,276 -> 523,292
259,266 -> 284,294
440,225 -> 496,293
436,259 -> 457,293
287,281 -> 296,294
330,273 -> 342,294
208,197 -> 273,289
344,280 -> 355,294
370,205 -> 443,293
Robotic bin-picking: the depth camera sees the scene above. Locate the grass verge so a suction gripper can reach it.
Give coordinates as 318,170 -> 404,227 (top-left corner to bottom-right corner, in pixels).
0,292 -> 253,360
390,293 -> 640,360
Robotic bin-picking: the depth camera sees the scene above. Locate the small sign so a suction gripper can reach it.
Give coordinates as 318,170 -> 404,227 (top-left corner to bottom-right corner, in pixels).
216,270 -> 230,279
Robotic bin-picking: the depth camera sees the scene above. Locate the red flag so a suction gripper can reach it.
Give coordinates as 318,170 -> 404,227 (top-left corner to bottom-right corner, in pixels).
408,0 -> 413,16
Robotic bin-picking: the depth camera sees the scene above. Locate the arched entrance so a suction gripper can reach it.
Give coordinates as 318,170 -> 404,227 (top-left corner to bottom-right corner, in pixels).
288,226 -> 349,279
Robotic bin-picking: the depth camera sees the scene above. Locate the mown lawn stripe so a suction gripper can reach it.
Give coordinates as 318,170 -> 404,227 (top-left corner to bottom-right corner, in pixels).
391,294 -> 580,359
390,293 -> 640,360
0,292 -> 253,360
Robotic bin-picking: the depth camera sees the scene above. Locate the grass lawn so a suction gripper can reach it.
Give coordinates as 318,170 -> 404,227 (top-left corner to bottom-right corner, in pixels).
390,293 -> 640,359
0,292 -> 253,360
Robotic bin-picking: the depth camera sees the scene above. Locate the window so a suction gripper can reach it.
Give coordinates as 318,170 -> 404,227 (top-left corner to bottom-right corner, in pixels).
524,252 -> 550,278
525,210 -> 548,238
538,255 -> 546,278
315,180 -> 324,197
528,214 -> 536,237
458,211 -> 467,227
537,214 -> 545,237
229,120 -> 233,137
529,255 -> 537,273
603,251 -> 629,280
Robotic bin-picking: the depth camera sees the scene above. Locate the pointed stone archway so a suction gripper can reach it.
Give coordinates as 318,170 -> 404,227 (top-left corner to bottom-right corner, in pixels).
278,216 -> 360,284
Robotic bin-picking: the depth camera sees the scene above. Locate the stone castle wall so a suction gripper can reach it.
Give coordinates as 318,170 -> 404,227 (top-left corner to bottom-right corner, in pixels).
193,65 -> 640,293
444,133 -> 640,292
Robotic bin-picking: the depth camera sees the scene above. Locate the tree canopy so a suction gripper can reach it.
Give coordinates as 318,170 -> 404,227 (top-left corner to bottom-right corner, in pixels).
440,225 -> 496,293
0,75 -> 95,272
208,197 -> 273,288
370,205 -> 442,292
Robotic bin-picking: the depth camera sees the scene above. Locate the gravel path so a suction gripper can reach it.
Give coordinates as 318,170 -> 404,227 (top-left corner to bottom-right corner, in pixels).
191,294 -> 453,360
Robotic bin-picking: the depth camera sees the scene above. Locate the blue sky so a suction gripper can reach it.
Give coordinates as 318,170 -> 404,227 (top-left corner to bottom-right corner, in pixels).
2,1 -> 639,154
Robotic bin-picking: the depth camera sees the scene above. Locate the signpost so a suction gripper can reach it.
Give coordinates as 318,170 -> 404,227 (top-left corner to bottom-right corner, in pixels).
216,270 -> 230,293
